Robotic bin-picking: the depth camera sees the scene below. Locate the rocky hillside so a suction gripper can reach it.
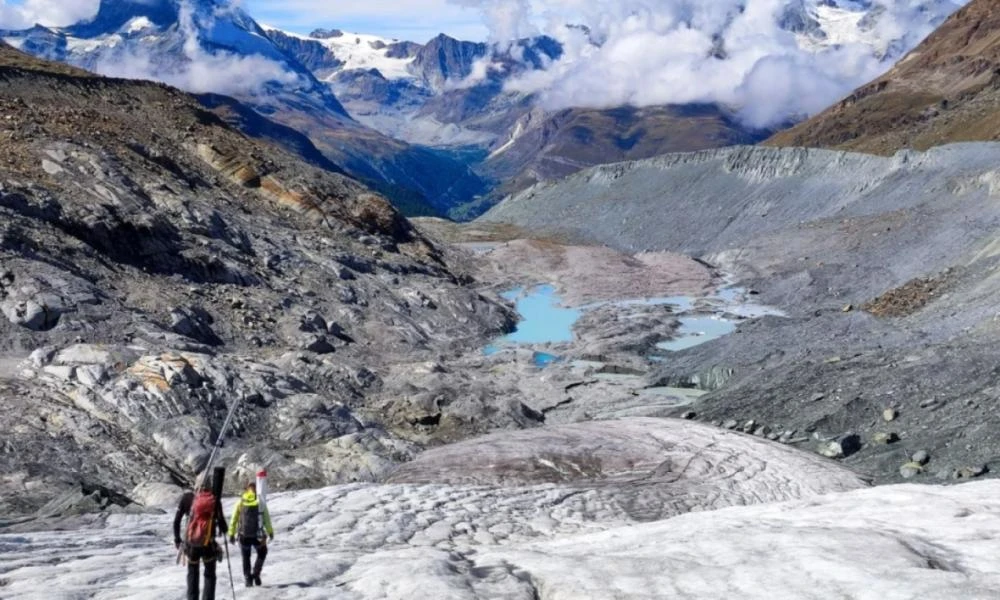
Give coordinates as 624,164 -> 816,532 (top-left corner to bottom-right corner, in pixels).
481,142 -> 1000,482
0,0 -> 488,217
767,0 -> 1000,153
0,41 -> 515,516
469,105 -> 767,219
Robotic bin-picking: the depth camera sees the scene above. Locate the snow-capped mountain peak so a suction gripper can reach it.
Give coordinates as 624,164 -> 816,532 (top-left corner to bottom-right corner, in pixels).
790,0 -> 961,61
262,25 -> 417,82
1,0 -> 345,111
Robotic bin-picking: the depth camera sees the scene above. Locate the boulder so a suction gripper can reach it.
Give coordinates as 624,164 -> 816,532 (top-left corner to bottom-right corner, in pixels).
871,432 -> 899,445
54,344 -> 113,366
131,481 -> 185,508
954,465 -> 988,479
28,346 -> 57,368
271,394 -> 364,445
300,334 -> 335,354
899,462 -> 923,479
169,307 -> 221,346
1,295 -> 62,331
299,311 -> 328,333
818,433 -> 862,459
42,365 -> 75,382
75,365 -> 108,387
152,416 -> 212,471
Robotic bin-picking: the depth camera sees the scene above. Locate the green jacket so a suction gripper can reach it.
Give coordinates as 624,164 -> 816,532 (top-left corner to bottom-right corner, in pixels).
228,490 -> 273,539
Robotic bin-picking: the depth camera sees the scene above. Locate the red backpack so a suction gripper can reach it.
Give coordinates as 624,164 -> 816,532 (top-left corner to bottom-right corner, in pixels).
185,490 -> 217,548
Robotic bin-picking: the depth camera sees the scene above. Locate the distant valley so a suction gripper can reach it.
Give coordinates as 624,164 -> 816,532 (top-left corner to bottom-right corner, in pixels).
0,0 -> 966,218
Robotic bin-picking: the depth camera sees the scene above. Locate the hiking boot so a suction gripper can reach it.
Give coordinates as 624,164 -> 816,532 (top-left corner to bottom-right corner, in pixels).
245,578 -> 253,588
254,574 -> 262,586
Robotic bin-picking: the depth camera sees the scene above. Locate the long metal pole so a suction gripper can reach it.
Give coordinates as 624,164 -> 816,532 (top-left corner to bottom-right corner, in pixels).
209,393 -> 242,600
223,534 -> 237,600
200,393 -> 243,488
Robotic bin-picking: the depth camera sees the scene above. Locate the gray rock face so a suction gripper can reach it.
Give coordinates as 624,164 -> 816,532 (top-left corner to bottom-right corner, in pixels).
169,307 -> 221,346
265,28 -> 344,78
408,34 -> 488,91
0,270 -> 87,331
0,52 -> 515,517
2,297 -> 56,330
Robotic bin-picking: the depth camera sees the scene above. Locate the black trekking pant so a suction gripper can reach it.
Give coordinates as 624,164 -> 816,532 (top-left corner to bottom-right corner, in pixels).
186,544 -> 218,600
239,537 -> 268,581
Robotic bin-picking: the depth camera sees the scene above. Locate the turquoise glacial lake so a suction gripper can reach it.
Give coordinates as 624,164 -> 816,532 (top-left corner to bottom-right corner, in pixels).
485,284 -> 780,361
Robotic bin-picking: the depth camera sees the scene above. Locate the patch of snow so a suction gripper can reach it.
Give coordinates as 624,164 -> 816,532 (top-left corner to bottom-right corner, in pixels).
2,37 -> 25,51
264,25 -> 417,81
65,35 -> 118,54
796,4 -> 868,51
489,118 -> 525,159
121,17 -> 156,35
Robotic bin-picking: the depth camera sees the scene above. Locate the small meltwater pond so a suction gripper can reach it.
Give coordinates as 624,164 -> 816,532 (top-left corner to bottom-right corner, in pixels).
657,316 -> 737,352
500,285 -> 581,344
486,283 -> 782,362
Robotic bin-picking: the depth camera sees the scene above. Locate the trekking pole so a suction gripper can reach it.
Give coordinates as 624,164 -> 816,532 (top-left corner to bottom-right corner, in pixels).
212,467 -> 237,600
223,536 -> 237,600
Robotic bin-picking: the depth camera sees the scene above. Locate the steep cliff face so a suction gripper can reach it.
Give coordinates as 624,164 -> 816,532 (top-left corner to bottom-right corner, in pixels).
409,34 -> 488,91
0,42 -> 514,515
766,0 -> 1000,153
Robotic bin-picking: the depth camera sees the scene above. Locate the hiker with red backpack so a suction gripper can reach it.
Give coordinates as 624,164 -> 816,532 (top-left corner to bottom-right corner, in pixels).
228,480 -> 274,587
173,472 -> 229,600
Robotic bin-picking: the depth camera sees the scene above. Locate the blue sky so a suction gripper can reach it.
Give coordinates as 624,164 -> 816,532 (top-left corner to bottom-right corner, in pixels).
0,0 -> 489,42
242,0 -> 488,42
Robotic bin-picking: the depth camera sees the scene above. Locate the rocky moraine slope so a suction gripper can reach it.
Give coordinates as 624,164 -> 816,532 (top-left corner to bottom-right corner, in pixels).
0,41 -> 521,518
482,141 -> 1000,483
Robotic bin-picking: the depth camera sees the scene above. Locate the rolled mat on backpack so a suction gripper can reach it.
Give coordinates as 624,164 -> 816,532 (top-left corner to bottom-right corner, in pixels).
212,466 -> 225,498
255,470 -> 267,509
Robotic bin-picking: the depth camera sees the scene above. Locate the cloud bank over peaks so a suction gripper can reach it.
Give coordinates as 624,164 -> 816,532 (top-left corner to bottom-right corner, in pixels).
0,0 -> 99,29
92,0 -> 302,97
448,0 -> 965,129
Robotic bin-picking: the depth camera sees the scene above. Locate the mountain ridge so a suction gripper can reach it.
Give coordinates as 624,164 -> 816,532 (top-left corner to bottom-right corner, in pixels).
766,0 -> 1000,153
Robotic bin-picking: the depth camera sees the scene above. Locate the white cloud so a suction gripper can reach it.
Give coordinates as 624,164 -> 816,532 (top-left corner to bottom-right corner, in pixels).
447,0 -> 965,129
0,0 -> 99,29
448,0 -> 535,43
94,1 -> 301,97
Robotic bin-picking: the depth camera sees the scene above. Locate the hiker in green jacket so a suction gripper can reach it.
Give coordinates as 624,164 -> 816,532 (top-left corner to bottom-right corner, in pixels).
228,481 -> 274,587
